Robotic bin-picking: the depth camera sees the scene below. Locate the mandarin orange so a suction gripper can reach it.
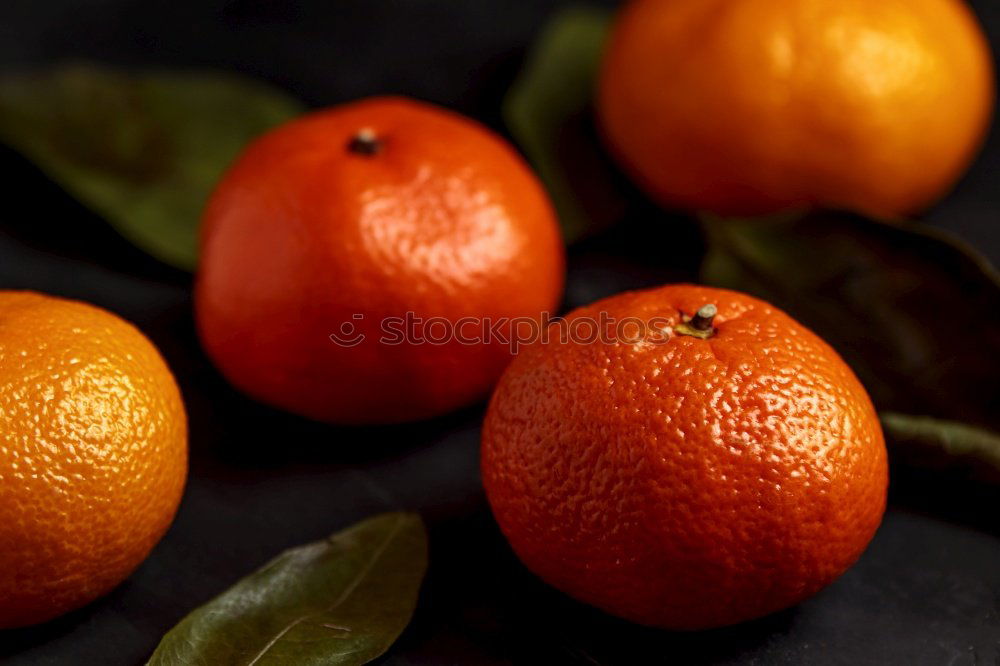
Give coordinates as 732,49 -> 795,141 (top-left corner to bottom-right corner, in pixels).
482,284 -> 887,629
196,96 -> 564,424
598,0 -> 995,217
0,291 -> 187,628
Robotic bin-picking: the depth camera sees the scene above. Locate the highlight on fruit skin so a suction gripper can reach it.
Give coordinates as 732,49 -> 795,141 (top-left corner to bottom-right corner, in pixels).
481,284 -> 888,630
597,0 -> 996,218
195,95 -> 564,425
0,291 -> 188,628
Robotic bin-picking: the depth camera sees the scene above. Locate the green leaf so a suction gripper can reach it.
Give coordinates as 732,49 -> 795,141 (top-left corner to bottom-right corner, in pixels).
148,513 -> 428,666
701,211 -> 1000,431
881,413 -> 1000,479
0,64 -> 304,270
504,7 -> 626,242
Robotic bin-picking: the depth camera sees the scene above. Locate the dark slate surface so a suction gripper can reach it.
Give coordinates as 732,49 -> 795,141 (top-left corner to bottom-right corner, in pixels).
0,1 -> 999,664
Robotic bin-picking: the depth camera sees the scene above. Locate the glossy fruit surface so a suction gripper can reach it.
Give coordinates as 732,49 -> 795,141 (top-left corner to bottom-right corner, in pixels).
0,291 -> 187,628
482,284 -> 888,629
598,0 -> 995,217
196,96 -> 564,424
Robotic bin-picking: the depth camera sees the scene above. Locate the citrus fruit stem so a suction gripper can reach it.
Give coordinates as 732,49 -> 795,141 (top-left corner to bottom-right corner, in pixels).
348,128 -> 382,156
674,304 -> 717,339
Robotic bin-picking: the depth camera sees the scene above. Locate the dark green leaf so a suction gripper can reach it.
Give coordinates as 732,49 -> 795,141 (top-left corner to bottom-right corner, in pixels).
882,412 -> 1000,480
148,512 -> 427,666
504,8 -> 626,242
701,211 -> 1000,431
0,64 -> 304,270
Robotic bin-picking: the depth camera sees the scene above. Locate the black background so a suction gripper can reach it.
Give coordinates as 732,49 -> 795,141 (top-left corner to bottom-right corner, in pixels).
1,1 -> 999,664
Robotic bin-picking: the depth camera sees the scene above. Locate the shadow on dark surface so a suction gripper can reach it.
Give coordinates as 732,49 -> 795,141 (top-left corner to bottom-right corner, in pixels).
188,367 -> 490,475
889,464 -> 1000,536
389,499 -> 1000,666
390,506 -> 796,666
0,607 -> 92,659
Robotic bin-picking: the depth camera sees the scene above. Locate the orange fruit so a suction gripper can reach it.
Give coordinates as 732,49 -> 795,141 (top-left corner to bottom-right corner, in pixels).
597,0 -> 995,218
196,96 -> 564,425
482,284 -> 888,629
0,292 -> 187,628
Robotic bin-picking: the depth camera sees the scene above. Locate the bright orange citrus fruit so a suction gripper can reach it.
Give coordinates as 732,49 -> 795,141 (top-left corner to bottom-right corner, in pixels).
196,96 -> 564,425
0,291 -> 187,628
598,0 -> 995,217
482,284 -> 888,629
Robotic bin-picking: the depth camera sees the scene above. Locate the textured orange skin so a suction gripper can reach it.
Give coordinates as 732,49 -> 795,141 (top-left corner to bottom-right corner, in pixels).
196,96 -> 564,424
598,0 -> 995,218
482,285 -> 888,630
0,292 -> 187,628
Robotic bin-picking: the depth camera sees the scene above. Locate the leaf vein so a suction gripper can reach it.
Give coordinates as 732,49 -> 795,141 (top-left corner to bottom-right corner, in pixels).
243,515 -> 406,665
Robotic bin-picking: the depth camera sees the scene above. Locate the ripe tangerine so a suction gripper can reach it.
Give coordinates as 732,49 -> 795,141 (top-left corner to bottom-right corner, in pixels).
196,96 -> 565,424
482,284 -> 888,629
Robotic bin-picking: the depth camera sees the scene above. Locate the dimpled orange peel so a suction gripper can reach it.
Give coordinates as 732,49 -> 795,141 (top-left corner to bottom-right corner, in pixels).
196,96 -> 564,425
0,291 -> 187,628
482,284 -> 888,629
